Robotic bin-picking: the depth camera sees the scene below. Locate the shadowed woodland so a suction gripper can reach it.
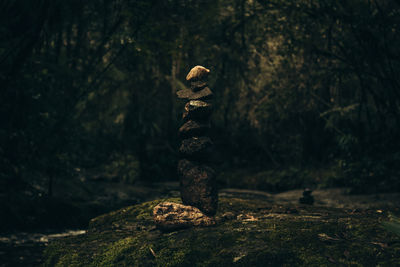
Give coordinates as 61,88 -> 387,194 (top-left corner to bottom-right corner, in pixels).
1,0 -> 400,233
1,0 -> 400,266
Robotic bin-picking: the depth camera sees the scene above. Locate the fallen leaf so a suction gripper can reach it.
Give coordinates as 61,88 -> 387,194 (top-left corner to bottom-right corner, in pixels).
237,214 -> 258,222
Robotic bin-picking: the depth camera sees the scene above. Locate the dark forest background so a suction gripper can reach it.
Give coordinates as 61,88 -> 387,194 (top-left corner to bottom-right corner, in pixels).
1,0 -> 400,230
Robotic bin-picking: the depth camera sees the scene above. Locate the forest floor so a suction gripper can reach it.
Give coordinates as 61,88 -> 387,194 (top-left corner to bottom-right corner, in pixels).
43,191 -> 400,266
1,177 -> 400,266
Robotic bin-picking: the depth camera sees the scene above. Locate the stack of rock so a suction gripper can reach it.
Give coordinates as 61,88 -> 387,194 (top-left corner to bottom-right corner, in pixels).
299,188 -> 314,205
153,66 -> 218,230
177,66 -> 218,216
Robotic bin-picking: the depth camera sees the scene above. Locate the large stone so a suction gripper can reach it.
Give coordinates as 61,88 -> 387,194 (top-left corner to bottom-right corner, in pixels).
153,202 -> 215,230
179,120 -> 210,138
176,87 -> 213,100
182,100 -> 212,122
178,159 -> 218,215
179,137 -> 213,159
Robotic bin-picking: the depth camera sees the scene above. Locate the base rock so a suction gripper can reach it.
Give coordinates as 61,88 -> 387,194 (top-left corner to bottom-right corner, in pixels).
153,202 -> 215,230
178,159 -> 218,215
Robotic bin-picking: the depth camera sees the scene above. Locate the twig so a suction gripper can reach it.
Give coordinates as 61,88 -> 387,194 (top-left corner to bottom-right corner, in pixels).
149,247 -> 157,258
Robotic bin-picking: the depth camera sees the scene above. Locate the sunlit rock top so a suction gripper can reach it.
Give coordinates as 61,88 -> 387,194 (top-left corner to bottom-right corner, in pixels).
186,65 -> 210,81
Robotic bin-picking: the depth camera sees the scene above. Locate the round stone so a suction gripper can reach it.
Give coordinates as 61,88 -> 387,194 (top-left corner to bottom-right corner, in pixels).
182,100 -> 212,122
179,136 -> 213,159
179,120 -> 210,139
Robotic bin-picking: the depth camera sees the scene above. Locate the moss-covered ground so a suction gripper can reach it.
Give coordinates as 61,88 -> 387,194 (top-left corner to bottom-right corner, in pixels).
43,197 -> 400,266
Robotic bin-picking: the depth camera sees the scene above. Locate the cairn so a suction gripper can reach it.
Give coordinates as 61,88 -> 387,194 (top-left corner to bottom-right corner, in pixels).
177,66 -> 218,216
153,66 -> 218,230
299,188 -> 314,205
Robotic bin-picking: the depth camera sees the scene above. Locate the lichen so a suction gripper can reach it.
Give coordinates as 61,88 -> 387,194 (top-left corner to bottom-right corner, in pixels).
42,197 -> 400,266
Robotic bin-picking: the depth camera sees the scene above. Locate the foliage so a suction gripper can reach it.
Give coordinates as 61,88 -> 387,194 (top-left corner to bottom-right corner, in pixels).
1,0 -> 400,193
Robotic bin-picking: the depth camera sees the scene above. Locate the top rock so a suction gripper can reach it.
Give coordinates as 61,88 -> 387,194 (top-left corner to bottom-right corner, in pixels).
186,66 -> 210,81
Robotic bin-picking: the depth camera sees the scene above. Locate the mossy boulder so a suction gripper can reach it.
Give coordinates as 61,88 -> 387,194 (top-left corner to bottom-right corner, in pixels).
43,197 -> 400,266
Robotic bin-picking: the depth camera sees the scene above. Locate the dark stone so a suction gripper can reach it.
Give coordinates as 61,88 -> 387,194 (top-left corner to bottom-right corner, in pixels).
176,87 -> 213,101
190,81 -> 207,91
178,159 -> 218,215
182,100 -> 212,122
299,189 -> 314,205
179,120 -> 210,138
176,89 -> 193,99
190,87 -> 213,100
303,188 -> 313,196
153,202 -> 215,230
179,137 -> 213,159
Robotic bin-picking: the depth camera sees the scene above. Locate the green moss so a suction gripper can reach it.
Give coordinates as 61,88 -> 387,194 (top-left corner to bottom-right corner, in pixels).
43,197 -> 400,267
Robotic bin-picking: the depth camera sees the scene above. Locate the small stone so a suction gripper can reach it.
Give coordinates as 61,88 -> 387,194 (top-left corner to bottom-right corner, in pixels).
176,87 -> 213,100
182,100 -> 212,122
178,159 -> 218,215
190,81 -> 208,91
186,66 -> 210,81
187,100 -> 210,109
153,202 -> 215,230
299,189 -> 314,205
303,188 -> 312,196
179,120 -> 210,139
179,137 -> 213,159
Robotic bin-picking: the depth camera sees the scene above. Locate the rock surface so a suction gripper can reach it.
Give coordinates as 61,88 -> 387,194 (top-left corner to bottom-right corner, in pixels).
182,100 -> 212,121
178,159 -> 218,215
179,120 -> 209,138
179,137 -> 213,159
43,197 -> 400,267
153,202 -> 215,230
186,66 -> 210,82
190,81 -> 208,91
176,87 -> 213,100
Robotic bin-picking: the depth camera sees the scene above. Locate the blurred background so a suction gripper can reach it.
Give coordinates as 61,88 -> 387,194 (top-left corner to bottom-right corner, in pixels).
1,0 -> 400,234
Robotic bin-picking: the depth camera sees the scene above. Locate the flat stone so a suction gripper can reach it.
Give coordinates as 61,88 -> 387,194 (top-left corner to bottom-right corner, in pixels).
191,87 -> 213,100
182,100 -> 212,122
176,87 -> 213,100
190,81 -> 207,91
153,202 -> 215,230
179,120 -> 210,138
176,89 -> 193,99
178,159 -> 218,215
179,137 -> 213,158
